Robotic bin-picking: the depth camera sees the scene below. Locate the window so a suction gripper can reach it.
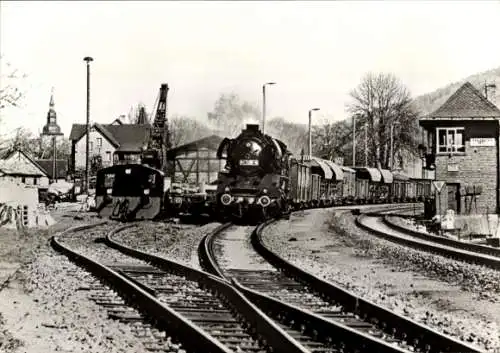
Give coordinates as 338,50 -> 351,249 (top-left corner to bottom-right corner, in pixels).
21,177 -> 26,183
97,138 -> 102,149
33,177 -> 38,185
106,151 -> 112,162
437,128 -> 465,154
89,142 -> 94,151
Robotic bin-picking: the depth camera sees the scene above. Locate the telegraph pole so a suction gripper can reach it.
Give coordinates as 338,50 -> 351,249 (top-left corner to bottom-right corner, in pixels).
364,124 -> 368,166
352,115 -> 356,167
84,56 -> 93,193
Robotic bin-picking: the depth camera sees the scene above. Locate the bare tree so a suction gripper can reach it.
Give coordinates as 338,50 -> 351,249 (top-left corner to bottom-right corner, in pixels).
127,102 -> 150,124
207,93 -> 260,137
0,57 -> 28,130
312,118 -> 352,161
347,72 -> 419,169
169,115 -> 213,147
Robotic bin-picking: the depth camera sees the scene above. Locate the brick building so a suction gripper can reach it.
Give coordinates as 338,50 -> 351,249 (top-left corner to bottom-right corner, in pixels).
419,82 -> 500,215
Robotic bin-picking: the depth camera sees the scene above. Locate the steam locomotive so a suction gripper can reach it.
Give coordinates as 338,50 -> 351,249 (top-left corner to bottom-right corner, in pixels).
215,124 -> 432,221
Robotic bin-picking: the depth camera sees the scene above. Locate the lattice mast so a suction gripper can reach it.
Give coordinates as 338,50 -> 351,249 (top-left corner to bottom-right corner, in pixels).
143,83 -> 171,171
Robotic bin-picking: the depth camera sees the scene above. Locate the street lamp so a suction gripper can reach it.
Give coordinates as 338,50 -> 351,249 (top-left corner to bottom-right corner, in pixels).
308,108 -> 320,159
262,82 -> 276,134
83,56 -> 93,193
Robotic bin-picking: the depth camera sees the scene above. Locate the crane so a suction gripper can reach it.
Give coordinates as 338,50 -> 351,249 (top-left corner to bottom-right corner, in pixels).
141,83 -> 171,171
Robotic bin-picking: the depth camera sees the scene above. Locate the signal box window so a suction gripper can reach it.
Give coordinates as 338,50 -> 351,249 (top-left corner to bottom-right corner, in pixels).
437,128 -> 465,154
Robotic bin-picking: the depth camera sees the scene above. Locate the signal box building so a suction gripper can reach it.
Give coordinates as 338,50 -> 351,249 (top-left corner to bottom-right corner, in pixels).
419,82 -> 500,215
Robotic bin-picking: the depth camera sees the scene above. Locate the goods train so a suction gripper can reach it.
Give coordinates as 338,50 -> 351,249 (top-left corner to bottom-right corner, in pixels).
94,124 -> 432,221
215,124 -> 432,221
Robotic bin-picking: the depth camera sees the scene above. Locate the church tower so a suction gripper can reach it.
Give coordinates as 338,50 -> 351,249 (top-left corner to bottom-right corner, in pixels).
42,88 -> 62,135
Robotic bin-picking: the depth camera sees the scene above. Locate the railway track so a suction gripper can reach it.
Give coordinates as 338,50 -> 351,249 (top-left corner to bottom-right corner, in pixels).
200,211 -> 484,353
356,208 -> 500,270
53,222 -> 317,353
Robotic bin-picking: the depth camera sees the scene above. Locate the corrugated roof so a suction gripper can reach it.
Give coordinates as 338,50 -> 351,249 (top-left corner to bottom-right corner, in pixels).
422,82 -> 500,120
308,157 -> 333,180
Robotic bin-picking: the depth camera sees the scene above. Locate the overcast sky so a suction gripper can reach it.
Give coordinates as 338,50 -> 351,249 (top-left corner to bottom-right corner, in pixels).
1,1 -> 499,138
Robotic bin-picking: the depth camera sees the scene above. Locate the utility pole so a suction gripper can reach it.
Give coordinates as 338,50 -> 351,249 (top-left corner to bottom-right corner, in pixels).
390,123 -> 394,170
364,124 -> 368,166
352,115 -> 356,167
262,82 -> 276,134
84,56 -> 93,193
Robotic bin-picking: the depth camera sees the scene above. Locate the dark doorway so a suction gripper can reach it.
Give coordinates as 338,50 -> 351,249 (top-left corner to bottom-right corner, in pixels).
447,183 -> 460,214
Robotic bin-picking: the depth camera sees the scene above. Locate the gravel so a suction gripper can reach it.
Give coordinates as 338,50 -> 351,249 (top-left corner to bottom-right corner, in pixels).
261,208 -> 500,353
0,223 -> 150,353
112,221 -> 222,269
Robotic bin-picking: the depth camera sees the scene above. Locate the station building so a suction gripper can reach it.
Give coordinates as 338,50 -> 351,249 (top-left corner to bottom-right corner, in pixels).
419,82 -> 500,215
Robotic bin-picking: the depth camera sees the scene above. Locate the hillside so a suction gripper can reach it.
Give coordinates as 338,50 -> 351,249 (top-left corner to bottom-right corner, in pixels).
413,67 -> 500,115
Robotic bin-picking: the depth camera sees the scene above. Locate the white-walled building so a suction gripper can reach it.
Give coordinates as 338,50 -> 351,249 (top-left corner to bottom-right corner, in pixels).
69,120 -> 151,174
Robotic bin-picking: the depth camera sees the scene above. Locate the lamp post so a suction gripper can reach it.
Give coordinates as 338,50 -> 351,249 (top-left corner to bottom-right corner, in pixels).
308,108 -> 320,159
262,82 -> 276,134
364,123 -> 368,166
84,56 -> 93,193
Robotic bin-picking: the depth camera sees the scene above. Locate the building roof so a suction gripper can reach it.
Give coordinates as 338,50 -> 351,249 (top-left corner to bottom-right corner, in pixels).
0,150 -> 48,177
421,82 -> 500,122
69,123 -> 151,152
35,159 -> 68,179
167,135 -> 224,159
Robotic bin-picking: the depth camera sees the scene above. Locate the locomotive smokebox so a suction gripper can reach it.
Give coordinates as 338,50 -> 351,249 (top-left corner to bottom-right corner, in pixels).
245,124 -> 260,132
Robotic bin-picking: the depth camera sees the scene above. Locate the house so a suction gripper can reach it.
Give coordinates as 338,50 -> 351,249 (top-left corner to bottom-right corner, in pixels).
0,149 -> 49,187
34,159 -> 69,182
419,82 -> 500,215
69,122 -> 151,174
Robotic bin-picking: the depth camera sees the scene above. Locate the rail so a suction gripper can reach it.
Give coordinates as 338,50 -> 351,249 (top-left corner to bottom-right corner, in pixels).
106,224 -> 310,353
248,218 -> 483,353
200,219 -> 454,353
51,223 -> 232,353
382,215 -> 500,257
356,213 -> 500,270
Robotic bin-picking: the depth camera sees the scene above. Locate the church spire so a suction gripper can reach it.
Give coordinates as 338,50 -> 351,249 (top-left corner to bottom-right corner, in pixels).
49,87 -> 55,108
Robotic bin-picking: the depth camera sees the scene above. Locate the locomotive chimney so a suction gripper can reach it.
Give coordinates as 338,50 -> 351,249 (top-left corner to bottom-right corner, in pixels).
246,124 -> 260,132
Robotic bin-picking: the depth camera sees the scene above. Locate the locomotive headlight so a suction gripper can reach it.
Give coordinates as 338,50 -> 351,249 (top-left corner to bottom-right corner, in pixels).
262,188 -> 268,194
224,186 -> 230,192
221,194 -> 232,206
106,188 -> 112,194
143,189 -> 150,195
258,195 -> 271,207
236,197 -> 244,203
248,197 -> 255,204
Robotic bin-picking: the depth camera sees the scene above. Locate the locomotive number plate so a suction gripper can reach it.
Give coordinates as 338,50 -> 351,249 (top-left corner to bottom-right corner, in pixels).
239,159 -> 259,166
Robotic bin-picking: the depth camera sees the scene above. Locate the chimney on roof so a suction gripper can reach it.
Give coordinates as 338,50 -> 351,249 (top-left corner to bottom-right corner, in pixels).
484,81 -> 497,105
